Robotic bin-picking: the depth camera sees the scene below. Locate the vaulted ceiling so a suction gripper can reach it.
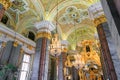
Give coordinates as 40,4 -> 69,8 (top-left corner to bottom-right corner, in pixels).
5,0 -> 100,50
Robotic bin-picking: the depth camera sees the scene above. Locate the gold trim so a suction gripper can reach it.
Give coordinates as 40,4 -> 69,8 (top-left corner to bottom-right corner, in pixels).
13,41 -> 18,47
94,15 -> 107,27
20,48 -> 24,53
36,32 -> 51,40
2,42 -> 6,47
28,45 -> 33,50
0,0 -> 12,10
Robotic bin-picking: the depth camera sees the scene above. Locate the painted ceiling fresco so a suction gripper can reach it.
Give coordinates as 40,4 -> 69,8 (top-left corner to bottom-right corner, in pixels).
5,0 -> 100,50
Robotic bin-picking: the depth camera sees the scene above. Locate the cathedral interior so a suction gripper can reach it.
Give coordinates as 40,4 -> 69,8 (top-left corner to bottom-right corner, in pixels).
0,0 -> 120,80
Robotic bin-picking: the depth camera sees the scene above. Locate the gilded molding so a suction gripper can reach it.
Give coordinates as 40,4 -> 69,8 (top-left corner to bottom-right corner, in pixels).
2,42 -> 6,47
36,32 -> 51,40
0,0 -> 12,10
93,15 -> 107,27
20,48 -> 24,53
81,40 -> 93,46
65,61 -> 72,67
28,45 -> 33,50
13,41 -> 18,47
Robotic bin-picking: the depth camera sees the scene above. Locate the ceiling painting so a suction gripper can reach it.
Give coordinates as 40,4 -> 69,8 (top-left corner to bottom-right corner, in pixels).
3,0 -> 100,51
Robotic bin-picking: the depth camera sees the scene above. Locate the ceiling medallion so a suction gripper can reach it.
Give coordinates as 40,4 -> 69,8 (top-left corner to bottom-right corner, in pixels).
10,0 -> 29,14
59,6 -> 88,24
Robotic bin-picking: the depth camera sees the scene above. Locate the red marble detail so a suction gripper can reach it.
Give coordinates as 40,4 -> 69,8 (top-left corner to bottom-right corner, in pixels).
38,37 -> 47,80
97,25 -> 117,80
0,7 -> 5,21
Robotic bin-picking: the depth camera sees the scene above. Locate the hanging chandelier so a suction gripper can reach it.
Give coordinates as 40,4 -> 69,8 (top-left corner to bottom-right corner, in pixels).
49,0 -> 63,57
72,54 -> 85,69
49,33 -> 62,57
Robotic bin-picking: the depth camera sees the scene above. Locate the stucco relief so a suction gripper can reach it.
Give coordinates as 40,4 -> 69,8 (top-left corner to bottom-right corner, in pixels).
10,0 -> 29,13
59,6 -> 88,24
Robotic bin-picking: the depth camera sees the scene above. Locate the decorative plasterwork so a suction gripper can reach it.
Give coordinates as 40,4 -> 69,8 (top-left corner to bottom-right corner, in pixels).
67,26 -> 96,50
35,20 -> 55,31
88,2 -> 106,26
59,6 -> 88,24
10,0 -> 29,14
88,2 -> 104,20
22,46 -> 35,54
48,0 -> 100,21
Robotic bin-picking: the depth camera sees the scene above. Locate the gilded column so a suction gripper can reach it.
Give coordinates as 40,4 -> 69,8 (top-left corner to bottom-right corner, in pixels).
88,2 -> 117,80
0,0 -> 12,21
31,21 -> 55,80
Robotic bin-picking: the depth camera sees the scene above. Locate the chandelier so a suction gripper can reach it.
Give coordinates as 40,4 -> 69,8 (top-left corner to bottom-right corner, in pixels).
72,54 -> 85,69
49,33 -> 62,57
49,0 -> 62,57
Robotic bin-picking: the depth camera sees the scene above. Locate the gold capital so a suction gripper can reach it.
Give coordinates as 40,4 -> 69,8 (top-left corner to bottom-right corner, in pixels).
20,48 -> 24,53
0,0 -> 12,10
2,42 -> 6,47
36,32 -> 51,40
13,41 -> 18,47
93,15 -> 107,27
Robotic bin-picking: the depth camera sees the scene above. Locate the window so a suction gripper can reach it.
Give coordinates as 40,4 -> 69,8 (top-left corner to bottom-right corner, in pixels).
19,54 -> 31,80
28,31 -> 35,41
1,15 -> 8,24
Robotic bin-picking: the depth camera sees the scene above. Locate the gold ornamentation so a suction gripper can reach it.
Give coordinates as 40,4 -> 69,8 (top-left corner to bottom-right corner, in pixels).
65,55 -> 74,67
93,15 -> 107,27
0,0 -> 12,10
81,40 -> 101,66
65,61 -> 72,67
2,42 -> 6,47
36,32 -> 51,40
81,40 -> 93,46
62,47 -> 67,53
28,45 -> 33,50
13,41 -> 18,47
20,48 -> 24,53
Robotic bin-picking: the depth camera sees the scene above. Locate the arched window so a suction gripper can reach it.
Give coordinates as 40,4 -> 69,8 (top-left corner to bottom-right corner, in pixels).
1,15 -> 8,24
28,31 -> 35,41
